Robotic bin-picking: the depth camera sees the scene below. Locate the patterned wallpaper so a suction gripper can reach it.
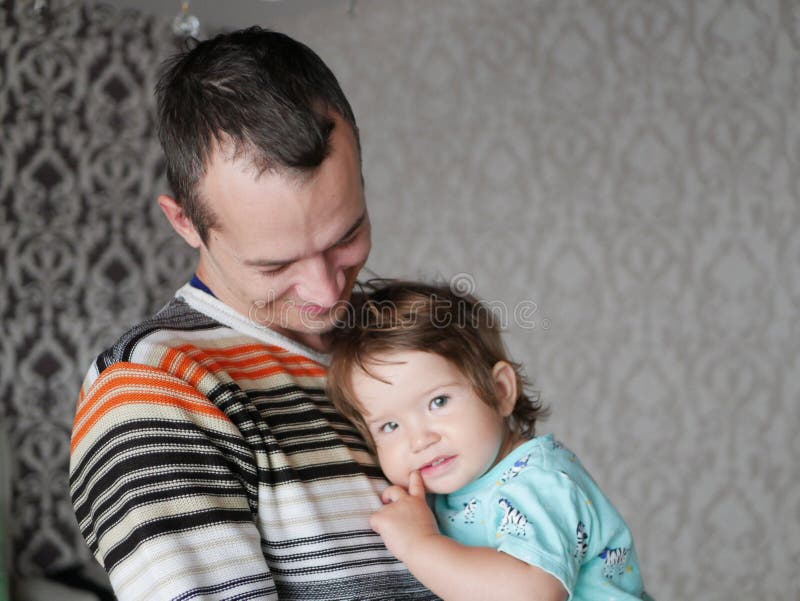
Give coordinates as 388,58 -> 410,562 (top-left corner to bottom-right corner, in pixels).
1,0 -> 799,600
0,0 -> 185,582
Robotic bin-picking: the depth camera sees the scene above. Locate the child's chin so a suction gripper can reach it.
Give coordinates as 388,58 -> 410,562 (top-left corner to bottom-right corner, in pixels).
422,478 -> 463,496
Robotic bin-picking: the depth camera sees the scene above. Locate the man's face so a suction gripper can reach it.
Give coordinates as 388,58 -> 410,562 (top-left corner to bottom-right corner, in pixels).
194,118 -> 370,351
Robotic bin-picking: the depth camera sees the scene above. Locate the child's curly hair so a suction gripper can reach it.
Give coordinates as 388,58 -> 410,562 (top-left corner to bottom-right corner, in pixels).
326,279 -> 548,449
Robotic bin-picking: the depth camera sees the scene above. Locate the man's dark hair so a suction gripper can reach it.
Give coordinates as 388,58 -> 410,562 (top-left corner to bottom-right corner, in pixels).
155,27 -> 360,243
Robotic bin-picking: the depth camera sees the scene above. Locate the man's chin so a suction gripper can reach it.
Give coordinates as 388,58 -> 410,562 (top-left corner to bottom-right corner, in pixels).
280,313 -> 339,341
247,302 -> 352,348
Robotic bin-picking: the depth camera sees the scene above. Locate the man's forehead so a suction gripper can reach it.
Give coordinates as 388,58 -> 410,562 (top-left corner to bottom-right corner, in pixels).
199,117 -> 365,261
207,137 -> 312,185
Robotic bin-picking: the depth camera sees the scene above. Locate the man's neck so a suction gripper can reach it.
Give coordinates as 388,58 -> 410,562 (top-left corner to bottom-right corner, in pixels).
276,328 -> 329,354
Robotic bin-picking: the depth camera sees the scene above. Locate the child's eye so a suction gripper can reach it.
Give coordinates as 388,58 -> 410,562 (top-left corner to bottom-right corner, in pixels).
380,421 -> 399,434
429,395 -> 449,410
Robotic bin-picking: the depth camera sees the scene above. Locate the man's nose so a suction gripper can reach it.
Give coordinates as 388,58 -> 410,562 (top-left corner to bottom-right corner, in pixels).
295,254 -> 343,308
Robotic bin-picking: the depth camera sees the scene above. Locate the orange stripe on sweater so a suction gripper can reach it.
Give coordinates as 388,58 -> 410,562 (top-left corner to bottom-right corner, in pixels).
71,364 -> 226,452
160,348 -> 209,388
225,364 -> 326,380
187,351 -> 317,370
169,342 -> 305,360
183,345 -> 322,367
164,344 -> 326,379
177,342 -> 320,362
74,365 -> 186,426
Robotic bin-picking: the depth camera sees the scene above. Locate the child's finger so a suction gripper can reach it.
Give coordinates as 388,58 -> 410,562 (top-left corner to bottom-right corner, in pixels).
381,485 -> 405,504
407,471 -> 425,498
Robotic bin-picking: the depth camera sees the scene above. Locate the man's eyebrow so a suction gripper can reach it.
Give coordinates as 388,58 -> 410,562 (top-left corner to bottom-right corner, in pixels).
335,211 -> 367,246
243,211 -> 367,268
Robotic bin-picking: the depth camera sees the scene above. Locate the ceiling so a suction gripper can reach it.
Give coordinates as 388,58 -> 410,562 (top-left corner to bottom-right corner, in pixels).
99,0 -> 350,34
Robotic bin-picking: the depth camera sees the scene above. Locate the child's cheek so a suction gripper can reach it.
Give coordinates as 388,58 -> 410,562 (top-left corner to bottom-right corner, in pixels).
378,445 -> 406,487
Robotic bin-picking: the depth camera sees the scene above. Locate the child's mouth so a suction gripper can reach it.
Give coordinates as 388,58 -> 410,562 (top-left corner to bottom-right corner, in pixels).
420,455 -> 455,475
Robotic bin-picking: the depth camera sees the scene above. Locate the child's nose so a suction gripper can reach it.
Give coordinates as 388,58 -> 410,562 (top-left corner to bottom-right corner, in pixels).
411,429 -> 439,453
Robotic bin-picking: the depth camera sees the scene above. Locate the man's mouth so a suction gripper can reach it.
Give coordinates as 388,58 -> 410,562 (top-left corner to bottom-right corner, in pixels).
299,303 -> 330,316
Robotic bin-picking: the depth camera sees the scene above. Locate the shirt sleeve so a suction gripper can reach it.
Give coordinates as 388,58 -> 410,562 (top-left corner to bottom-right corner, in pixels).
488,466 -> 596,599
69,362 -> 276,601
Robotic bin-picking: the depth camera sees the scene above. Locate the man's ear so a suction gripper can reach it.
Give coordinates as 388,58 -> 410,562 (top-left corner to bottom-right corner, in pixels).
157,194 -> 202,249
492,361 -> 518,417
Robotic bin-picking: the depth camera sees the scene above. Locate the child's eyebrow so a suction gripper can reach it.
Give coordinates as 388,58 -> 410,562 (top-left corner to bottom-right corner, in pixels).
364,416 -> 390,429
416,381 -> 462,399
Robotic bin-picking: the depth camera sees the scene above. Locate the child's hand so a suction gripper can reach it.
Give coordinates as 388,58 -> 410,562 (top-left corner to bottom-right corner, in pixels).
370,471 -> 440,560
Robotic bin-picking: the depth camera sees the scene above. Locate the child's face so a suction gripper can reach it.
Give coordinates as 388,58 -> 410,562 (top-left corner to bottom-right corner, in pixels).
350,350 -> 515,494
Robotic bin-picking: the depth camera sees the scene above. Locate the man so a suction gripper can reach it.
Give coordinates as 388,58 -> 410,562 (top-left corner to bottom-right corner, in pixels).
69,27 -> 434,601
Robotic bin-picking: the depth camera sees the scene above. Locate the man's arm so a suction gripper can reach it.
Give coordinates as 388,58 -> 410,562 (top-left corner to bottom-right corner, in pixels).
370,472 -> 567,601
70,362 -> 275,601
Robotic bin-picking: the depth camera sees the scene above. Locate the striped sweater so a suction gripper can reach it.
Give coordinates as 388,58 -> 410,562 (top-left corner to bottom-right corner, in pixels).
69,284 -> 435,601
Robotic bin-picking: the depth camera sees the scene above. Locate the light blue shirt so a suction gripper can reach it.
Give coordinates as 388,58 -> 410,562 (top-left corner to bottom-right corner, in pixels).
434,435 -> 651,600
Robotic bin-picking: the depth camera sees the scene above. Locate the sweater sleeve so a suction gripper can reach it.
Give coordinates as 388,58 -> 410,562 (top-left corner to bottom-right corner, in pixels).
69,361 -> 275,601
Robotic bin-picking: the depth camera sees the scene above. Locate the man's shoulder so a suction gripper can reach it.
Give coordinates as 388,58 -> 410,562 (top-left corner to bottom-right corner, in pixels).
94,295 -> 222,372
86,293 -> 318,389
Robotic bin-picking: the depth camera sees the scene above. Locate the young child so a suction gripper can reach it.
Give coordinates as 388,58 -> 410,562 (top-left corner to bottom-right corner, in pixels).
327,280 -> 652,601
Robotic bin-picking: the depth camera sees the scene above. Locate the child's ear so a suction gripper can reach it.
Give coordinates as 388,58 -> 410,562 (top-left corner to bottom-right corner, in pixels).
492,361 -> 518,417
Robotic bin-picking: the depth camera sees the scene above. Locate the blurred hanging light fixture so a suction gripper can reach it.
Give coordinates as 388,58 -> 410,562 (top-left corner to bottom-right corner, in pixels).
26,0 -> 81,30
32,0 -> 48,17
172,1 -> 200,38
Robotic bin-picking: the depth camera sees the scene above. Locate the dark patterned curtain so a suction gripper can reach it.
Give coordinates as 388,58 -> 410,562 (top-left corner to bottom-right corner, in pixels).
1,0 -> 194,578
